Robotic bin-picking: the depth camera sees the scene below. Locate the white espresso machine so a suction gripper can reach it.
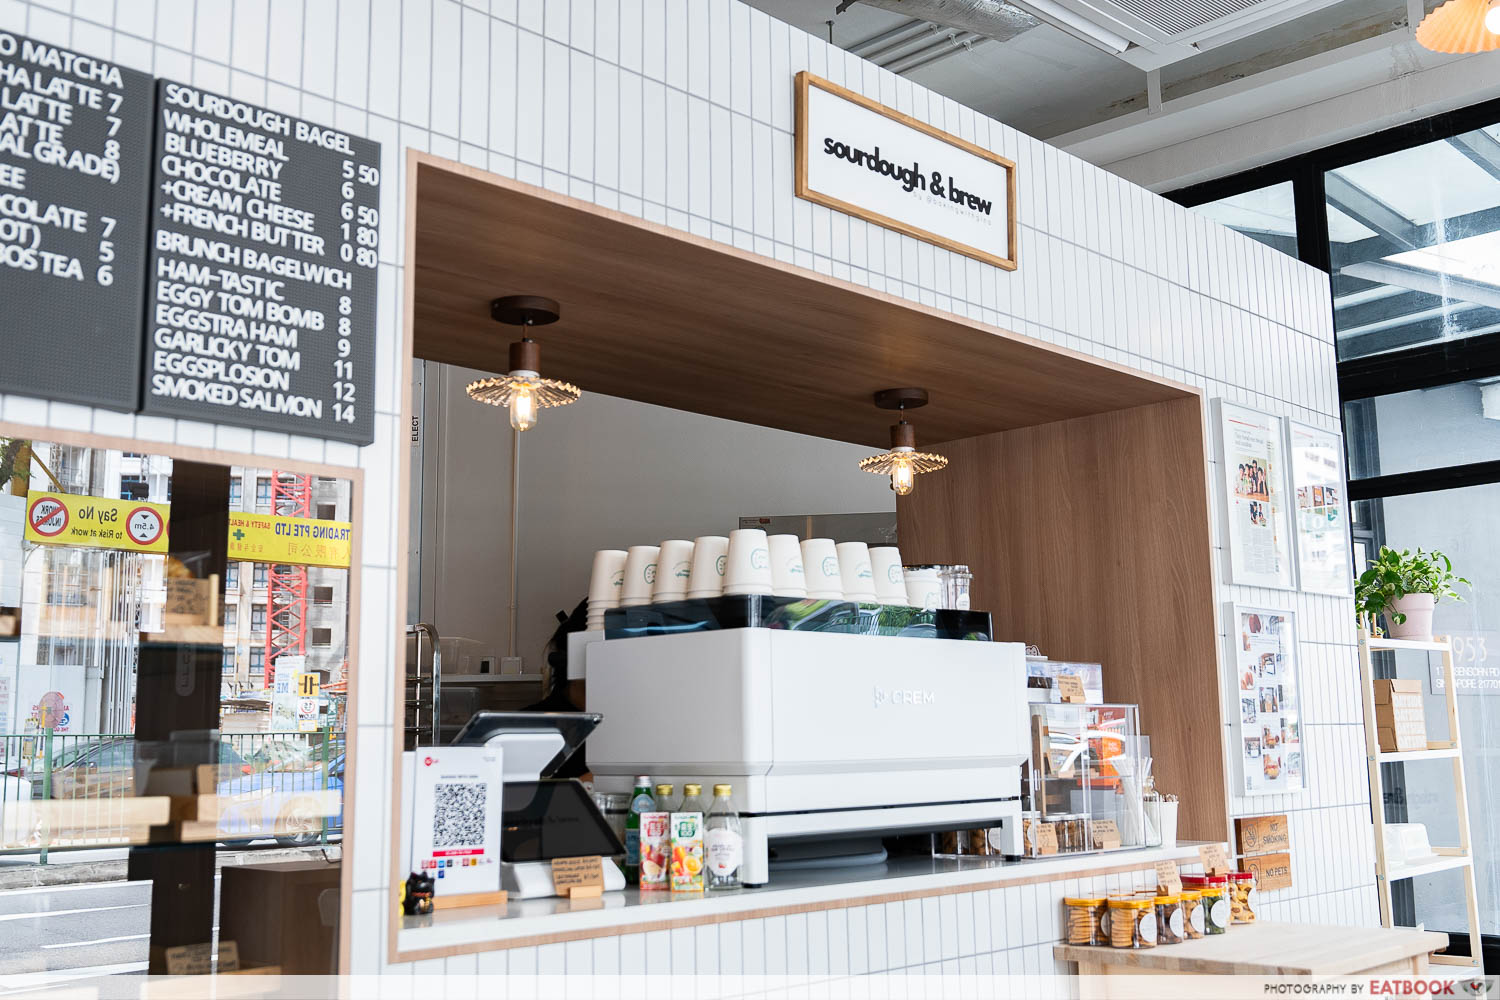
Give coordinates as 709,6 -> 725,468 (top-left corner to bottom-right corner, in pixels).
587,628 -> 1029,885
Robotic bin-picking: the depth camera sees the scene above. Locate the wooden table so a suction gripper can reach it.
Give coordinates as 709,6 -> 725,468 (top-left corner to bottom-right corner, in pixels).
1055,921 -> 1448,995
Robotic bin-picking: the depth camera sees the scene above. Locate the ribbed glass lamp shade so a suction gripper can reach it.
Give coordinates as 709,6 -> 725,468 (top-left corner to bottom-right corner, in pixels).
465,373 -> 581,430
1417,0 -> 1500,53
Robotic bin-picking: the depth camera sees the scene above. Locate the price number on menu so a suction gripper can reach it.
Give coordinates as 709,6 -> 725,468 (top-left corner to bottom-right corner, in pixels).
333,160 -> 379,425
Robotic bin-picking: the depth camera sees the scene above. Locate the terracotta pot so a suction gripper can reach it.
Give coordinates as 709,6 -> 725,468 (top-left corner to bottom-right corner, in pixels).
1387,593 -> 1437,640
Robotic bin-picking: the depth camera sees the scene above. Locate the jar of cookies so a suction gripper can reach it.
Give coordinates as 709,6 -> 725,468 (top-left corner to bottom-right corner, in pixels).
1228,871 -> 1257,922
1107,897 -> 1156,949
1153,893 -> 1184,944
1064,896 -> 1106,946
1179,888 -> 1204,939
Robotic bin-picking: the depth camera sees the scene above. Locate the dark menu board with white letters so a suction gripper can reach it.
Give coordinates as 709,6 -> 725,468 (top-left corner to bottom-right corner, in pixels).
142,81 -> 380,444
0,32 -> 154,410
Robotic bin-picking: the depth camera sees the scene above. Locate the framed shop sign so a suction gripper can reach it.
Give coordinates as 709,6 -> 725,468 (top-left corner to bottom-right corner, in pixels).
1285,420 -> 1353,596
794,71 -> 1018,271
1226,603 -> 1305,797
1215,401 -> 1295,590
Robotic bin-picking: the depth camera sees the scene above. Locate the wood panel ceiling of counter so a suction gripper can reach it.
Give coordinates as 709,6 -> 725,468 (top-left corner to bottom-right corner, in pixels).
410,154 -> 1196,447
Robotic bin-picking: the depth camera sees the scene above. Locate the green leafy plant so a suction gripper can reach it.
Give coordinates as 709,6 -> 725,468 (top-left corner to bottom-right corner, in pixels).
1355,546 -> 1469,633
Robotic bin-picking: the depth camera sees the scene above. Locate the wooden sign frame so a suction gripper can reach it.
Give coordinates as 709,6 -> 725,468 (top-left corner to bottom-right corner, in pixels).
794,71 -> 1019,271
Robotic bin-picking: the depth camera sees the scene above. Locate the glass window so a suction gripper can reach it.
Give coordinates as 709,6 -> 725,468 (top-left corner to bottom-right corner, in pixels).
1329,125 -> 1500,359
317,502 -> 337,521
313,585 -> 334,605
312,627 -> 333,647
224,604 -> 237,628
1344,379 -> 1500,479
1188,181 -> 1298,257
225,563 -> 239,589
228,477 -> 243,506
249,646 -> 265,673
222,649 -> 235,673
254,476 -> 272,508
253,564 -> 268,589
250,604 -> 266,630
118,475 -> 149,500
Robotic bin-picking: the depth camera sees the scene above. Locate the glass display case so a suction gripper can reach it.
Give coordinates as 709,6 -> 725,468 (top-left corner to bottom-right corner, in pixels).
1020,702 -> 1153,857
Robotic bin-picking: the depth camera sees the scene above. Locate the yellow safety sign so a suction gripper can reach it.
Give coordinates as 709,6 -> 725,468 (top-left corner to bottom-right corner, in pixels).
226,511 -> 352,569
24,491 -> 171,553
297,672 -> 321,698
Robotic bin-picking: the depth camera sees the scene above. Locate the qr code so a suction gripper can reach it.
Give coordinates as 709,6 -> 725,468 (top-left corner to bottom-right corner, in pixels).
432,781 -> 487,847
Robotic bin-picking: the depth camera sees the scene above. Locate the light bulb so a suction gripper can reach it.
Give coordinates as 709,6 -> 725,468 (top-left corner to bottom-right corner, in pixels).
509,385 -> 537,431
890,458 -> 915,496
1487,0 -> 1500,33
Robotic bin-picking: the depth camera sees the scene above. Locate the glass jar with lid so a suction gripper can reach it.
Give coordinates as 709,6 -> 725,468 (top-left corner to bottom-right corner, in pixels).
1153,893 -> 1184,944
1064,896 -> 1107,946
1107,897 -> 1156,949
1199,885 -> 1230,934
1179,888 -> 1204,938
1228,871 -> 1257,922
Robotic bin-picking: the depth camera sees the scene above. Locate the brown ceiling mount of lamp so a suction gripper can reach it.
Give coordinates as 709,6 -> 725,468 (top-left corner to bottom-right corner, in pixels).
858,388 -> 949,497
465,295 -> 582,431
1416,0 -> 1500,53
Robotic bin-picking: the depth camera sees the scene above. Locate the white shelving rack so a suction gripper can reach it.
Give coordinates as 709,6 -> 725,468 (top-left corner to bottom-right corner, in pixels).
1357,631 -> 1483,969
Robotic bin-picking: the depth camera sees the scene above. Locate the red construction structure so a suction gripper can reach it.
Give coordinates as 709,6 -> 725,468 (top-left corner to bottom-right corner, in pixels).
264,471 -> 310,688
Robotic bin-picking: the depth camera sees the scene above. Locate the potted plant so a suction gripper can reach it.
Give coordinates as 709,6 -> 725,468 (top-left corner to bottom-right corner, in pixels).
1355,546 -> 1469,640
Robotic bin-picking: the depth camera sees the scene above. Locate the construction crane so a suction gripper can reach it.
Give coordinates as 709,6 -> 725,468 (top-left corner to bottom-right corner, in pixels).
264,471 -> 310,688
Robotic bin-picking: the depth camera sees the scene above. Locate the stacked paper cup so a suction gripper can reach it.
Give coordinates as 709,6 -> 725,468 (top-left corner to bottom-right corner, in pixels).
723,528 -> 774,596
586,549 -> 628,630
836,542 -> 877,603
870,546 -> 907,605
619,545 -> 660,607
801,538 -> 843,600
652,539 -> 695,602
686,536 -> 729,598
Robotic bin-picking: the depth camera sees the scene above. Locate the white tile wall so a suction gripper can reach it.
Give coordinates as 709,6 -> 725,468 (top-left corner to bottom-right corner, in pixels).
0,0 -> 1368,977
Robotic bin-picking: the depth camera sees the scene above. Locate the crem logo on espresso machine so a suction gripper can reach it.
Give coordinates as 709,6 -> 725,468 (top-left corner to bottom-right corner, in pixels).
873,686 -> 936,708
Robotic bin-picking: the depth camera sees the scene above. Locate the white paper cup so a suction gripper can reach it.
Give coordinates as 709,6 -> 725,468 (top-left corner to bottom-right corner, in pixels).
904,566 -> 942,610
652,539 -> 695,602
836,542 -> 876,602
587,549 -> 628,614
723,528 -> 773,596
801,538 -> 843,600
686,535 -> 729,598
767,534 -> 807,598
619,545 -> 660,607
870,546 -> 907,605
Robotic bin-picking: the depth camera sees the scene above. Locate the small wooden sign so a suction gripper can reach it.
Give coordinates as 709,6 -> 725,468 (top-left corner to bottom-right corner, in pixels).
551,855 -> 605,897
1036,823 -> 1059,855
1056,674 -> 1086,703
165,940 -> 238,975
1089,818 -> 1121,850
1235,814 -> 1290,854
1243,851 -> 1293,891
1199,843 -> 1231,874
1154,860 -> 1182,895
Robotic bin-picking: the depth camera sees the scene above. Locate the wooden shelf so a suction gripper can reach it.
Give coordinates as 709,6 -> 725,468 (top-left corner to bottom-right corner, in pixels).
1429,953 -> 1483,968
1386,853 -> 1471,882
1363,637 -> 1450,652
1376,746 -> 1460,763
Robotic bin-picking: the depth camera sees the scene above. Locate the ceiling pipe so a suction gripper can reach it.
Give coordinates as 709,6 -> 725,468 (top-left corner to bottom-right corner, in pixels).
847,18 -> 932,56
887,32 -> 992,74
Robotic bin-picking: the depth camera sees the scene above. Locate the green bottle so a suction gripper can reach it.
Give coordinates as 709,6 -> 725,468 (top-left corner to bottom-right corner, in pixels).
623,775 -> 654,885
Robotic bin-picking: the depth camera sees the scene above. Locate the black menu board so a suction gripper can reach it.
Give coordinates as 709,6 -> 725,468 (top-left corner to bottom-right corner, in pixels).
141,81 -> 380,444
0,32 -> 154,410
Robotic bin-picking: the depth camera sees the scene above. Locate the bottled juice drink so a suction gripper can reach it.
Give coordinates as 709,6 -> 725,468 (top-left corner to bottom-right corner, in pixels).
638,811 -> 671,889
670,784 -> 706,893
705,784 -> 743,891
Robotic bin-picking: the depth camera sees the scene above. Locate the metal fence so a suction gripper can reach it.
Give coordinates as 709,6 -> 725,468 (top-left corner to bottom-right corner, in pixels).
0,729 -> 343,858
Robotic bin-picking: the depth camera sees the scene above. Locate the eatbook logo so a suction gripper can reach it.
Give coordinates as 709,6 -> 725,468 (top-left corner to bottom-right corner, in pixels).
873,686 -> 936,708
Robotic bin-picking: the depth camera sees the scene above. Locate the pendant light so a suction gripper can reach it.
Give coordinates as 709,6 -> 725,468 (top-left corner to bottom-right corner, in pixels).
465,295 -> 582,430
1416,0 -> 1500,53
858,388 -> 949,496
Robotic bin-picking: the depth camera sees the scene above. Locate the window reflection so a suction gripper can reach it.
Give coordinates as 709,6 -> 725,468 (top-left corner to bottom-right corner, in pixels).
1189,181 -> 1298,258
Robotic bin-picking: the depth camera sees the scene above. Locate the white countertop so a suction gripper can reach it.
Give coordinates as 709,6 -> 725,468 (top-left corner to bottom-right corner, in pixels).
396,842 -> 1213,957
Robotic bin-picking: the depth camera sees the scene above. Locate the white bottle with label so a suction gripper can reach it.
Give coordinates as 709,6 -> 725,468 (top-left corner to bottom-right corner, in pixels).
704,783 -> 743,891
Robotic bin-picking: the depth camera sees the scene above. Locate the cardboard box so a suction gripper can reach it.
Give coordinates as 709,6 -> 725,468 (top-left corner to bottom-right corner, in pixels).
219,860 -> 341,974
1373,680 -> 1427,751
1235,814 -> 1290,854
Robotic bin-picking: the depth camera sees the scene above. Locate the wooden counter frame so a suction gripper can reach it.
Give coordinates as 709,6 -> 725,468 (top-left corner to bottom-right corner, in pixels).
0,419 -> 365,975
390,150 -> 1232,964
